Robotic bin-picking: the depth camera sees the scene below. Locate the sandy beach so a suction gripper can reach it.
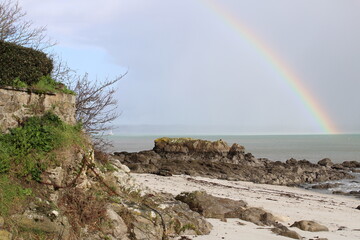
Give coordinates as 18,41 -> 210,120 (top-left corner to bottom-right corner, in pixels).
132,173 -> 360,240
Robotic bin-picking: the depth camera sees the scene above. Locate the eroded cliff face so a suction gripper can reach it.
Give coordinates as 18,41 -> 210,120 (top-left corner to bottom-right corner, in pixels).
0,107 -> 212,239
0,87 -> 76,132
1,144 -> 212,240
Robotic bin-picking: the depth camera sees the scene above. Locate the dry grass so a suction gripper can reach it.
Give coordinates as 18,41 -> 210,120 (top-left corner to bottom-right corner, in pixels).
59,188 -> 107,235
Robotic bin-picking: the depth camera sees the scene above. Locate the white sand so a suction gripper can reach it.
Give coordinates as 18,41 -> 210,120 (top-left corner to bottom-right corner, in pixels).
132,173 -> 360,240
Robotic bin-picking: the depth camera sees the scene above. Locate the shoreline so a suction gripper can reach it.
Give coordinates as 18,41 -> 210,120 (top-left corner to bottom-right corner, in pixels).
132,173 -> 360,240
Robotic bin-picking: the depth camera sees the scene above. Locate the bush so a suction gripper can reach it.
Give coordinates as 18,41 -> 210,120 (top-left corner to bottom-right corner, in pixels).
0,112 -> 83,181
0,41 -> 53,86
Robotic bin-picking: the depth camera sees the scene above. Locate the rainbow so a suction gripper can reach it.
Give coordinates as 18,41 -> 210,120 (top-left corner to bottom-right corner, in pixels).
199,0 -> 339,134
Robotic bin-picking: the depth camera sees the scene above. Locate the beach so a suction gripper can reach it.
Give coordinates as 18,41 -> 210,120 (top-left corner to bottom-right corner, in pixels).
132,173 -> 360,240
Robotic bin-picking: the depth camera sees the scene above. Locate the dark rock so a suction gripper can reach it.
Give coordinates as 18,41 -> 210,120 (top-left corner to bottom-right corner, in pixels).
155,169 -> 173,176
311,183 -> 341,189
338,226 -> 347,230
112,138 -> 355,186
318,158 -> 333,167
332,164 -> 345,170
332,190 -> 348,195
228,143 -> 245,159
286,158 -> 298,165
349,191 -> 360,196
342,161 -> 360,168
290,220 -> 329,232
356,205 -> 360,210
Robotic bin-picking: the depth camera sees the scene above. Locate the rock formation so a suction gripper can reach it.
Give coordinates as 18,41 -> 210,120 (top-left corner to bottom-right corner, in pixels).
175,191 -> 303,239
113,138 -> 356,186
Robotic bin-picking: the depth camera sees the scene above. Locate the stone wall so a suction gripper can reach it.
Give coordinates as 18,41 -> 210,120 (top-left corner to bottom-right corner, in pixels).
0,87 -> 76,132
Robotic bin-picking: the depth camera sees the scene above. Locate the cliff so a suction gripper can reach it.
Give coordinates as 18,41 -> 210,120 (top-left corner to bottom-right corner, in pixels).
0,90 -> 212,240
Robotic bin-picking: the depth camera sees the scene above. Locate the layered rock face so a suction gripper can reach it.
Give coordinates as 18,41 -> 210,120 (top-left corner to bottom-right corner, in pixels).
113,138 -> 355,186
0,87 -> 76,132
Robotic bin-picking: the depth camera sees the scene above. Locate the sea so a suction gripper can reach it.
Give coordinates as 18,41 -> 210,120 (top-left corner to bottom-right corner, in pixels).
105,134 -> 360,195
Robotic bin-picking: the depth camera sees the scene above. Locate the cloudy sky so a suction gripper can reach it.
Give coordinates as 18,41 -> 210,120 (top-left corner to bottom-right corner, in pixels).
19,0 -> 360,135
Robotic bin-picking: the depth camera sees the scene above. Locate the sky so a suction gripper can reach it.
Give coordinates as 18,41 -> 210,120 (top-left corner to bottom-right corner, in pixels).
18,0 -> 360,135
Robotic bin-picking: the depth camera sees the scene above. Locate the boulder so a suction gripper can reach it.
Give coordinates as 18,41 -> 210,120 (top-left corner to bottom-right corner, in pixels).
104,206 -> 129,240
271,225 -> 302,239
356,205 -> 360,210
290,220 -> 329,232
286,158 -> 298,165
342,161 -> 360,168
228,143 -> 245,158
238,207 -> 277,226
175,191 -> 247,220
318,158 -> 333,167
332,164 -> 345,170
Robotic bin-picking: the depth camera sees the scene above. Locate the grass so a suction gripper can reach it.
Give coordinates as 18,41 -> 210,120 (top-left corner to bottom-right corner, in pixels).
0,175 -> 32,216
6,76 -> 75,95
31,76 -> 75,95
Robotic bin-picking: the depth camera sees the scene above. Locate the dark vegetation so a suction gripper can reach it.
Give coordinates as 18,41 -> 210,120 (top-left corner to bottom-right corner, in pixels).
0,41 -> 75,94
0,41 -> 53,86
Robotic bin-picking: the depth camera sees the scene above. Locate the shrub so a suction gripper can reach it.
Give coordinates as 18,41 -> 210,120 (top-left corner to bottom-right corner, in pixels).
0,112 -> 83,181
0,41 -> 53,86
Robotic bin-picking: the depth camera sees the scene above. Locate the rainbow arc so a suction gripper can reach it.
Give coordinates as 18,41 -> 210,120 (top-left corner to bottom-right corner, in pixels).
200,0 -> 339,134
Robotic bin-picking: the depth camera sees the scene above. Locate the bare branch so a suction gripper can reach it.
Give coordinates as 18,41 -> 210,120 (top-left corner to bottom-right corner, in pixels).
67,72 -> 126,138
0,0 -> 55,50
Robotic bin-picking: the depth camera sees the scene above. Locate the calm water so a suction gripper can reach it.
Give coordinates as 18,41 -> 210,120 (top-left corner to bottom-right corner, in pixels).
105,134 -> 360,164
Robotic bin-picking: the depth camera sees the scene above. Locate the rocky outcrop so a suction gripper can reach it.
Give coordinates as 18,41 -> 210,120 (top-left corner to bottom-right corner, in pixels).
113,138 -> 355,186
0,87 -> 76,132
